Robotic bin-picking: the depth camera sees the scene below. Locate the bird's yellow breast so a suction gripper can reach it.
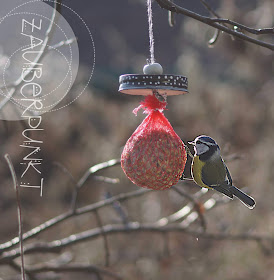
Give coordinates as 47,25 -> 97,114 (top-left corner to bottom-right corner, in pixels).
191,156 -> 208,189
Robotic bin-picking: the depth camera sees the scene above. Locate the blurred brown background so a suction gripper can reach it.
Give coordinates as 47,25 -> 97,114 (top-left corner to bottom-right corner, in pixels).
0,0 -> 273,279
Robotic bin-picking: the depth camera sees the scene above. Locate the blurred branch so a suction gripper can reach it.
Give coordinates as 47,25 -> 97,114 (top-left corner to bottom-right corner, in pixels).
25,263 -> 122,279
4,154 -> 26,280
0,185 -> 150,252
155,0 -> 274,50
1,222 -> 273,263
71,158 -> 121,212
94,176 -> 120,184
0,0 -> 62,109
168,0 -> 175,27
48,37 -> 77,50
172,186 -> 207,231
199,0 -> 234,45
9,261 -> 38,280
210,18 -> 274,35
199,0 -> 221,45
199,0 -> 220,18
94,209 -> 110,267
104,191 -> 129,224
0,156 -> 269,277
77,159 -> 121,189
155,188 -> 208,226
224,153 -> 244,162
0,156 -> 271,278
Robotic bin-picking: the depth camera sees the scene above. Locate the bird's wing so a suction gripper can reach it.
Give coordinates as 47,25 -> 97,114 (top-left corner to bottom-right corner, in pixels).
224,162 -> 233,186
201,157 -> 226,186
201,158 -> 233,199
211,183 -> 234,199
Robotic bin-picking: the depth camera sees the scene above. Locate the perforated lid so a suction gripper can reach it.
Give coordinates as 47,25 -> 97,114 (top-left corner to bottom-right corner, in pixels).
119,74 -> 188,96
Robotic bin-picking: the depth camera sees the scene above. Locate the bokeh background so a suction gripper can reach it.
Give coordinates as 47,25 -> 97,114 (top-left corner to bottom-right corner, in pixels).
0,0 -> 273,279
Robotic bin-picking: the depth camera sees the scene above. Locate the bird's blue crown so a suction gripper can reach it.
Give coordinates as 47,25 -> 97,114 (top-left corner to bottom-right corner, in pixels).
197,135 -> 217,145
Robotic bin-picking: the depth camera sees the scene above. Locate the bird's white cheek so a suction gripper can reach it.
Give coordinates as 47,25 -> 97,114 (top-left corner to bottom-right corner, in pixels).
196,144 -> 209,155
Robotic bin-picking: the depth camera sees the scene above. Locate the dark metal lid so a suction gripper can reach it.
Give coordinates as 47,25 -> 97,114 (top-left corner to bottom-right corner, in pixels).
119,74 -> 188,96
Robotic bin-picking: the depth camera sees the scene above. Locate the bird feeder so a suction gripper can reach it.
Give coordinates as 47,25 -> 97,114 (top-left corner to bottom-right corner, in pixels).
119,62 -> 188,190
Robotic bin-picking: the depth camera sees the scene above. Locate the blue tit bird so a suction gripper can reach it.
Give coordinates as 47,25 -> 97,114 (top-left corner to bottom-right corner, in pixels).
188,135 -> 256,209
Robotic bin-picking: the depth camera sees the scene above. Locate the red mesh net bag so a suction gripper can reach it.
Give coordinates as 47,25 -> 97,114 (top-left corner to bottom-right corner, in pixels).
121,94 -> 187,190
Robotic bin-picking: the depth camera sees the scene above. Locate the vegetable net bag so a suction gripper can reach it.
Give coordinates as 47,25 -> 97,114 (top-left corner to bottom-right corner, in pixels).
121,94 -> 187,190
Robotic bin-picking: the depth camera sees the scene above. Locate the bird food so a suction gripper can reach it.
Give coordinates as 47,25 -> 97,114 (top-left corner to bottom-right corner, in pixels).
121,94 -> 187,190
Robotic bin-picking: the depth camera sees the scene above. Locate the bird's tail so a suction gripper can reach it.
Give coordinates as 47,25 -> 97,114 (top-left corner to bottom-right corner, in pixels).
230,185 -> 256,209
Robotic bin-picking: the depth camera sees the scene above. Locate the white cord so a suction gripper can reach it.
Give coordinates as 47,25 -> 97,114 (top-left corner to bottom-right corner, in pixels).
147,0 -> 155,64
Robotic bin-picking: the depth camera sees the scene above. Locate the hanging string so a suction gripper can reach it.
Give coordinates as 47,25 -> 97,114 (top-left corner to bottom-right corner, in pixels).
147,0 -> 155,64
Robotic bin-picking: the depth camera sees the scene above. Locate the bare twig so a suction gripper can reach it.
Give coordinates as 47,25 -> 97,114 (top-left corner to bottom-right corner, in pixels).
172,186 -> 207,231
168,0 -> 175,27
0,0 -> 62,108
199,0 -> 220,45
199,0 -> 220,18
93,176 -> 120,184
199,0 -> 234,45
25,263 -> 122,280
1,154 -> 267,278
1,222 -> 272,263
104,191 -> 129,224
184,144 -> 193,159
208,29 -> 221,46
168,11 -> 175,27
53,161 -> 78,185
94,210 -> 110,267
9,261 -> 38,280
48,37 -> 77,50
156,188 -> 208,226
77,159 -> 121,189
0,188 -> 150,252
71,158 -> 121,212
223,153 -> 244,162
155,0 -> 274,50
4,154 -> 26,280
210,18 -> 274,35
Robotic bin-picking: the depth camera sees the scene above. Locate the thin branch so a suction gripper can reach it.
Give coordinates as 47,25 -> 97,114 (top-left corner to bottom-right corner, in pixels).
94,210 -> 110,267
93,176 -> 120,184
184,144 -> 193,159
0,188 -> 150,252
155,188 -> 208,226
53,161 -> 79,212
172,186 -> 207,231
104,191 -> 129,224
4,154 -> 26,280
9,261 -> 38,280
48,37 -> 77,50
155,0 -> 274,50
71,158 -> 121,212
168,0 -> 175,27
25,263 -> 122,280
210,18 -> 274,35
199,0 -> 234,45
1,222 -> 272,263
199,0 -> 220,45
208,29 -> 221,46
199,0 -> 220,18
0,0 -> 62,108
77,159 -> 121,189
180,193 -> 228,228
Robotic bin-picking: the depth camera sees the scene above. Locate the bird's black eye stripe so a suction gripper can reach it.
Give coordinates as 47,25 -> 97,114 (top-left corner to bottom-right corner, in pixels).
196,140 -> 208,146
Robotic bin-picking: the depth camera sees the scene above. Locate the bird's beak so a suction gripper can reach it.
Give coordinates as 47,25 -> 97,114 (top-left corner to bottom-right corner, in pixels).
188,141 -> 195,145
